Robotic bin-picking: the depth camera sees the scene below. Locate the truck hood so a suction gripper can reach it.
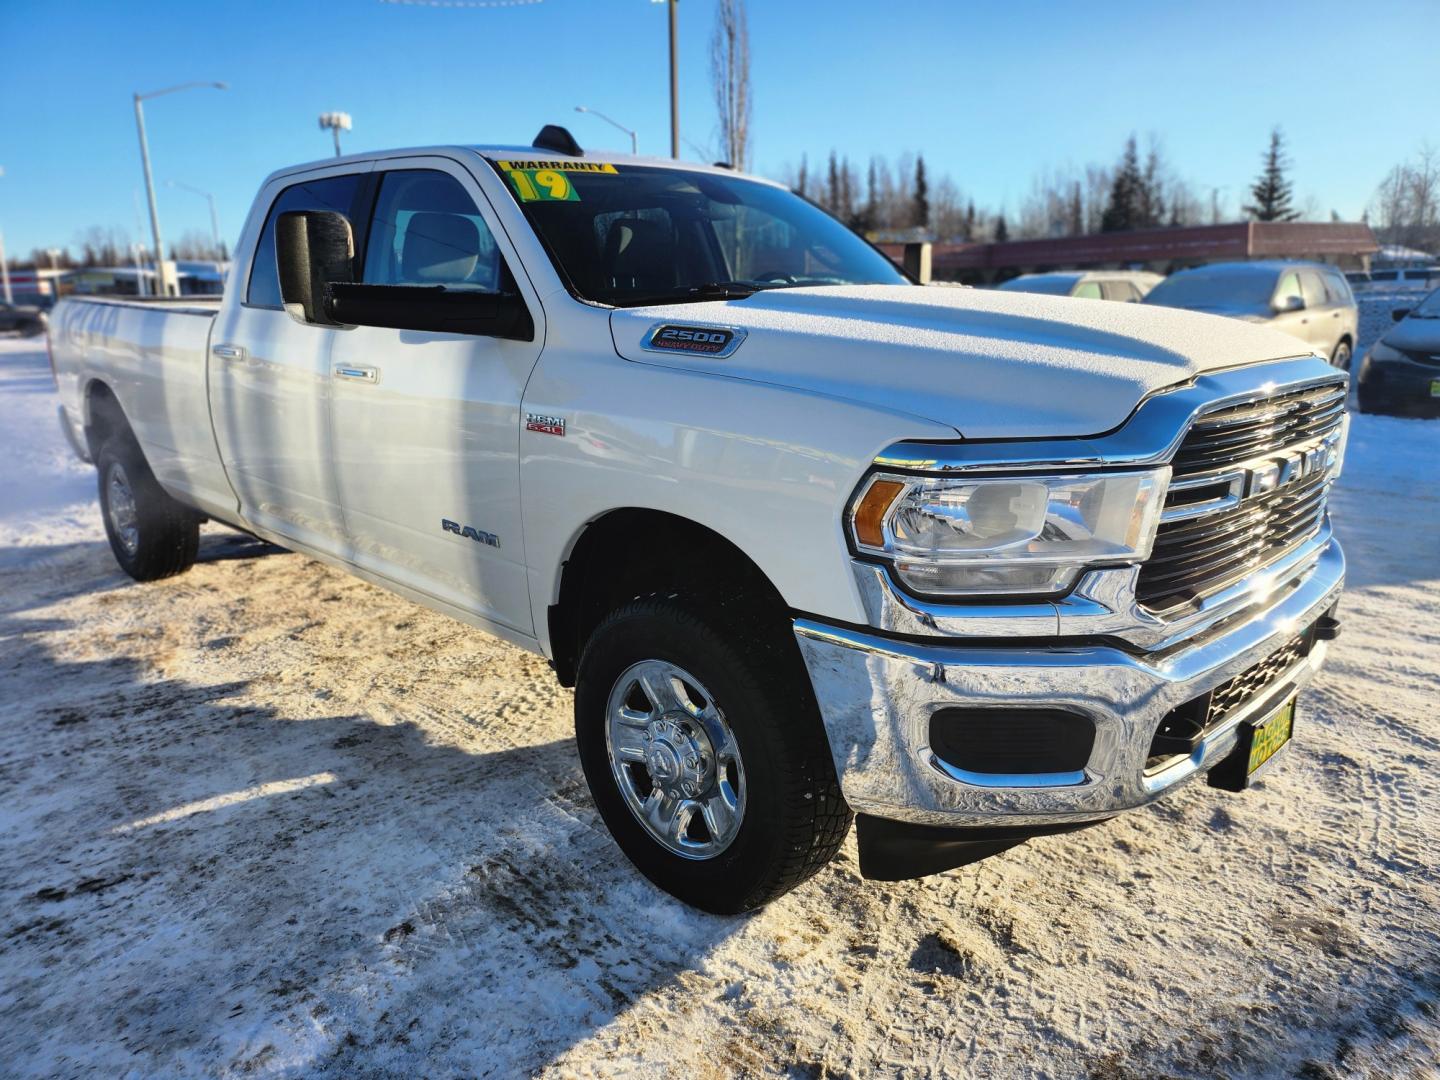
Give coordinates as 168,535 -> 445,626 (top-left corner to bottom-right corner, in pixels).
609,285 -> 1312,438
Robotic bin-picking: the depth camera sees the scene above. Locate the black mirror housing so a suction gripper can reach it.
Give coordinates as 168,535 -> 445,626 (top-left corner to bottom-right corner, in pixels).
326,283 -> 534,341
277,210 -> 355,326
1392,308 -> 1411,322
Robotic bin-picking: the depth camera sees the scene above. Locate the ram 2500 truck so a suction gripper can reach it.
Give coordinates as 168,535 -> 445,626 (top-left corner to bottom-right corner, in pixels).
48,128 -> 1347,913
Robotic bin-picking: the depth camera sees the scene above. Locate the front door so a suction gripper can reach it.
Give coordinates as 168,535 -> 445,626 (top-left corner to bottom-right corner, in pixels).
209,166 -> 371,557
327,160 -> 544,635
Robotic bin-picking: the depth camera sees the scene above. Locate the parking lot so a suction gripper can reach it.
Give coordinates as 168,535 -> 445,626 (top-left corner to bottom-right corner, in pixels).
1,333 -> 1437,1078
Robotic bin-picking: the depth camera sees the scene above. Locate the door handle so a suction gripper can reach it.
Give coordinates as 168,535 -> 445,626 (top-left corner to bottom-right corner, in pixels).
333,364 -> 378,384
212,343 -> 246,361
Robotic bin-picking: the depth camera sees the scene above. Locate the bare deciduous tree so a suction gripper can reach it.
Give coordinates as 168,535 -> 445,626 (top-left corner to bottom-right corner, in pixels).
710,0 -> 751,171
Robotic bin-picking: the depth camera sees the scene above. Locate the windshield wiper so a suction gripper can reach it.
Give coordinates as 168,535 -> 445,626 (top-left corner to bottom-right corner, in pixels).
611,280 -> 781,307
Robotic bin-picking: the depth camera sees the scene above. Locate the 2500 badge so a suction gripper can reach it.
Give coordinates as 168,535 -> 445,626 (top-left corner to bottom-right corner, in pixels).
641,323 -> 747,358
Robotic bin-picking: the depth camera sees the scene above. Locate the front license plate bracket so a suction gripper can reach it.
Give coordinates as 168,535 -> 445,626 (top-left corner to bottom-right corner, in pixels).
1207,695 -> 1297,792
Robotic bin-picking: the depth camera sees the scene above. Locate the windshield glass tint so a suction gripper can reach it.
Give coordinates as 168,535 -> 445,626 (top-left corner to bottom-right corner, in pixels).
1411,287 -> 1440,317
1145,269 -> 1276,310
997,276 -> 1075,295
488,159 -> 907,305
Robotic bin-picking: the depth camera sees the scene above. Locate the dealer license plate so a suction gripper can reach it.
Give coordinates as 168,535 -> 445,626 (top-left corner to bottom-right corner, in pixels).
1247,697 -> 1296,778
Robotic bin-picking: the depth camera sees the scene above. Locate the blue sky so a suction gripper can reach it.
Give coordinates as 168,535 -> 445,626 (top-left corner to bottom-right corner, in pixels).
1,0 -> 1435,259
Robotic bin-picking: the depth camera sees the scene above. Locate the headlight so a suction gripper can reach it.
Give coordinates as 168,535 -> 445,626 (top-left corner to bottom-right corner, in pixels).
850,469 -> 1170,597
1367,341 -> 1403,364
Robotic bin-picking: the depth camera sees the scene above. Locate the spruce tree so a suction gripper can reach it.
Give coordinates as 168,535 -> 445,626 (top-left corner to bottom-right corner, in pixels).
994,213 -> 1010,242
1102,136 -> 1144,232
913,155 -> 930,231
1244,127 -> 1300,222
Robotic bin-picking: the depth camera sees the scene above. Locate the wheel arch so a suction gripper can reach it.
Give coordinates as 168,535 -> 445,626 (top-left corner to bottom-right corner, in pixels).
82,379 -> 132,460
547,507 -> 792,688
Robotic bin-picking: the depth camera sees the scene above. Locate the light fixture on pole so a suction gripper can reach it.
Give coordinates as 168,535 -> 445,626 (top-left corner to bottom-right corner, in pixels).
319,112 -> 352,158
573,106 -> 638,154
133,81 -> 228,297
167,180 -> 224,259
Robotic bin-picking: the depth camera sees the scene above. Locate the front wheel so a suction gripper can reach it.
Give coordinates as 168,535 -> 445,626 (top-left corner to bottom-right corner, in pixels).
575,595 -> 851,913
97,437 -> 200,581
1330,340 -> 1352,371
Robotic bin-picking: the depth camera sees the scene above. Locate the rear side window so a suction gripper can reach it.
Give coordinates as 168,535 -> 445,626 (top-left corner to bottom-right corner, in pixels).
1371,270 -> 1398,282
246,173 -> 364,308
1300,271 -> 1329,309
1103,281 -> 1140,303
1323,271 -> 1353,306
362,169 -> 507,292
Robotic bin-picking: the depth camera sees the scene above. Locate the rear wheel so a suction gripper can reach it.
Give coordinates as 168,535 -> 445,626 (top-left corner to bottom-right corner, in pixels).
575,595 -> 851,913
97,437 -> 200,581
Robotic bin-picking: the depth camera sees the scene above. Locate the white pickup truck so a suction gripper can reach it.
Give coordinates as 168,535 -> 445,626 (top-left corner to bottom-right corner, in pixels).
48,128 -> 1347,913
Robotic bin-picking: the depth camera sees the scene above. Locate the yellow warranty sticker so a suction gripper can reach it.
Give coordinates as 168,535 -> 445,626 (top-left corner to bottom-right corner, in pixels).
496,160 -> 619,173
499,161 -> 617,202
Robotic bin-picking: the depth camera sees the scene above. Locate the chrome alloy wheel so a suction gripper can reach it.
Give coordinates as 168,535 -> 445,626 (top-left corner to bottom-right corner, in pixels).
106,462 -> 140,557
604,659 -> 747,860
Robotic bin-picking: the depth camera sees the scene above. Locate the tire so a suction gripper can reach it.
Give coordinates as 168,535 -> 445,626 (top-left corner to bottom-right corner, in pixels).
96,436 -> 200,581
1330,340 -> 1352,371
575,594 -> 851,913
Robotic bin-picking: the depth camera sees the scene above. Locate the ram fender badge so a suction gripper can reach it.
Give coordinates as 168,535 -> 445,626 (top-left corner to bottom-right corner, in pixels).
441,519 -> 501,548
525,413 -> 566,436
640,323 -> 747,359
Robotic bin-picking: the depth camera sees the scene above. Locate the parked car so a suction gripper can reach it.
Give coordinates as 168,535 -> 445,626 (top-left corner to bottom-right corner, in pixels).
1144,261 -> 1358,369
0,300 -> 46,336
1355,287 -> 1440,415
47,132 -> 1348,912
1347,266 -> 1440,292
997,270 -> 1161,303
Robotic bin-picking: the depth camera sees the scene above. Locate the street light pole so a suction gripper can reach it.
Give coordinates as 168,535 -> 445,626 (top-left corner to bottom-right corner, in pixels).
0,165 -> 11,305
668,0 -> 679,158
319,112 -> 352,158
168,180 -> 223,258
573,106 -> 638,154
133,81 -> 227,298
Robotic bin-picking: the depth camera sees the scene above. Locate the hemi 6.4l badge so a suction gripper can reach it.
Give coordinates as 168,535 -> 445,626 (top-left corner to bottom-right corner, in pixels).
641,323 -> 747,359
525,413 -> 566,436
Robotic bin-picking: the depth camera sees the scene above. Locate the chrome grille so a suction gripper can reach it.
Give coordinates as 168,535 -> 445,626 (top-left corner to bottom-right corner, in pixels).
1137,379 -> 1347,613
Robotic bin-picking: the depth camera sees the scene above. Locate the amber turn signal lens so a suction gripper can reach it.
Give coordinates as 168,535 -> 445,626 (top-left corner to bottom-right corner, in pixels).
853,479 -> 906,548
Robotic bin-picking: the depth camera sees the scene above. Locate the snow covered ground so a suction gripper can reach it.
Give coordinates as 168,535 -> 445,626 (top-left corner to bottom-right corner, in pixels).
1,334 -> 1437,1078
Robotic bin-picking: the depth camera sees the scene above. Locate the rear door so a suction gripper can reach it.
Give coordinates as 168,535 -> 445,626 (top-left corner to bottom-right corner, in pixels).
209,165 -> 371,556
326,158 -> 545,635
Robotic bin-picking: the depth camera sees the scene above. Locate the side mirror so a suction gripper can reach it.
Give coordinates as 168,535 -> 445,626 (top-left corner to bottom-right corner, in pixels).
1275,294 -> 1305,314
276,210 -> 354,326
1392,308 -> 1411,322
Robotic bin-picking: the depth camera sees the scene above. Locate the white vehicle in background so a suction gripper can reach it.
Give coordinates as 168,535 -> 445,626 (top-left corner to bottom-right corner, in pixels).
46,127 -> 1348,913
996,269 -> 1162,303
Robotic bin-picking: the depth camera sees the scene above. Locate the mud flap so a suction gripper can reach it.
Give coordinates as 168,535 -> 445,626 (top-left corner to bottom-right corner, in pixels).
855,814 -> 1112,882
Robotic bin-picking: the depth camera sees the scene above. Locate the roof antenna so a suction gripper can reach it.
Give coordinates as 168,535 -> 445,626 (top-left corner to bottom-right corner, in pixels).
533,124 -> 583,157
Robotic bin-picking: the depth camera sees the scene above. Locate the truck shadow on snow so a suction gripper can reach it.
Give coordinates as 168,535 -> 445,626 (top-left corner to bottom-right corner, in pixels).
0,607 -> 742,1077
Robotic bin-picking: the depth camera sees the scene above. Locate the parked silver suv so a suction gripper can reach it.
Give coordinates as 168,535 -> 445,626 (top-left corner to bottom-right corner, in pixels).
1144,261 -> 1358,369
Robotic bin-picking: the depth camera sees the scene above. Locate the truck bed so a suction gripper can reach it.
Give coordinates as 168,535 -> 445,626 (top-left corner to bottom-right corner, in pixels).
49,294 -> 231,518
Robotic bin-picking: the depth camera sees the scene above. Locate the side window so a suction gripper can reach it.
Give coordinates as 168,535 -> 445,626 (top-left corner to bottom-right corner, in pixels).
247,174 -> 363,308
1324,271 -> 1353,306
1073,280 -> 1103,300
1274,272 -> 1304,309
1300,271 -> 1330,309
1103,281 -> 1139,303
363,170 -> 506,291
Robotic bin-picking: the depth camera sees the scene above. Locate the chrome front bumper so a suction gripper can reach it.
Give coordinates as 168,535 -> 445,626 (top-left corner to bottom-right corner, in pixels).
794,539 -> 1344,828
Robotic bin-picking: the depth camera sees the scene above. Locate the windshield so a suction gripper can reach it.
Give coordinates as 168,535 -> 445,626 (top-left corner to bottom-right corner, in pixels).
1409,287 -> 1440,318
1144,268 -> 1277,310
487,158 -> 907,306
